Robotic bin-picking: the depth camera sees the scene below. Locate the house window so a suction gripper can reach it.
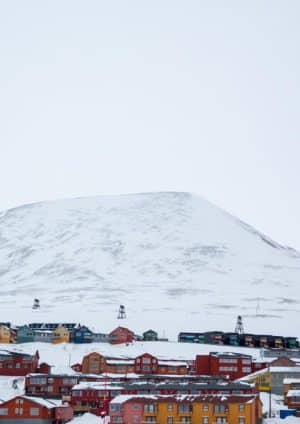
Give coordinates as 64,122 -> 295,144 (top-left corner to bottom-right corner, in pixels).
16,363 -> 21,368
203,417 -> 209,424
178,404 -> 192,413
110,404 -> 121,412
239,418 -> 245,424
15,407 -> 23,415
168,404 -> 173,412
180,418 -> 191,423
167,417 -> 174,424
239,404 -> 245,412
242,367 -> 251,373
133,416 -> 139,423
133,404 -> 140,411
142,357 -> 151,364
0,408 -> 8,415
142,365 -> 150,372
203,405 -> 209,411
145,418 -> 156,423
214,405 -> 226,413
30,408 -> 40,416
144,404 -> 156,413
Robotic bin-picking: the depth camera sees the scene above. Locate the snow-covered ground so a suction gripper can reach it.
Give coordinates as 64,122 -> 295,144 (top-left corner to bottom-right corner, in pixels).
0,192 -> 299,339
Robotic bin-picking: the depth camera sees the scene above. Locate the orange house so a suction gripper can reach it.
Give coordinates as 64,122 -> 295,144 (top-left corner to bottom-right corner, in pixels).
109,394 -> 263,424
81,352 -> 107,374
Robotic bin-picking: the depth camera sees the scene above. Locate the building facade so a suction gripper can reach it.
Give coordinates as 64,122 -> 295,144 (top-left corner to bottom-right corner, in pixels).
109,394 -> 263,424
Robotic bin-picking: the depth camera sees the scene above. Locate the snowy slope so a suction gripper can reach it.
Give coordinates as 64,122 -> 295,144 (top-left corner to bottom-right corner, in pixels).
0,192 -> 299,338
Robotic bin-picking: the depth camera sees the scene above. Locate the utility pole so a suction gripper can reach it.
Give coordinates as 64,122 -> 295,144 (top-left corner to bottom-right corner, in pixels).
268,364 -> 272,418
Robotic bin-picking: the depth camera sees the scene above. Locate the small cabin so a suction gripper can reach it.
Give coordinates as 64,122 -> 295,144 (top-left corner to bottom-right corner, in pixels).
72,326 -> 94,344
52,326 -> 70,344
143,330 -> 158,341
0,325 -> 11,344
17,325 -> 35,343
109,326 -> 135,345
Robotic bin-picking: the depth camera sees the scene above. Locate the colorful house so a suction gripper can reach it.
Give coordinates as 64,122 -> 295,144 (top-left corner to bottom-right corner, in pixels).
239,366 -> 300,395
0,395 -> 73,423
72,325 -> 94,343
0,350 -> 40,376
16,325 -> 35,343
109,393 -> 263,424
0,325 -> 11,344
52,326 -> 70,344
81,352 -> 107,374
195,352 -> 253,380
32,330 -> 55,343
109,326 -> 135,344
143,330 -> 158,341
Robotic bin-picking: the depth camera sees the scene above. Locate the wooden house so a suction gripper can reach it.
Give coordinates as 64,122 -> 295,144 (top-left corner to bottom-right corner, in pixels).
81,352 -> 107,374
72,325 -> 93,344
239,333 -> 255,347
109,393 -> 263,424
222,332 -> 239,346
52,326 -> 70,344
143,329 -> 158,341
91,332 -> 110,343
204,331 -> 224,344
0,395 -> 73,423
16,325 -> 35,343
32,330 -> 54,343
0,349 -> 40,376
0,325 -> 11,344
109,326 -> 135,345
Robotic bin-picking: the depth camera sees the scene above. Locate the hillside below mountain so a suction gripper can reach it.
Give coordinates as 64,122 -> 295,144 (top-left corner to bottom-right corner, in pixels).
0,192 -> 299,339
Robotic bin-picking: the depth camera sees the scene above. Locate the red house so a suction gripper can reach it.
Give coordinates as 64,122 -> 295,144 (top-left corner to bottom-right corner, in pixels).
25,373 -> 104,399
134,353 -> 158,374
0,349 -> 40,376
0,395 -> 73,423
195,352 -> 253,380
109,326 -> 135,344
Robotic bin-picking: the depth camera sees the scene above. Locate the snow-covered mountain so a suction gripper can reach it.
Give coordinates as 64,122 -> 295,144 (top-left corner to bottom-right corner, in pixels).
0,192 -> 299,338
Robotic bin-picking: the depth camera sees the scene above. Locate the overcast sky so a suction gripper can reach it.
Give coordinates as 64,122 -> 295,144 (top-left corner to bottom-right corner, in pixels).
1,1 -> 300,249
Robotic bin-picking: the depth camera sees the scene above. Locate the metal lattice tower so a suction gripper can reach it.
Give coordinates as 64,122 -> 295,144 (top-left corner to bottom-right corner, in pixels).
118,304 -> 126,319
235,315 -> 244,335
32,298 -> 40,310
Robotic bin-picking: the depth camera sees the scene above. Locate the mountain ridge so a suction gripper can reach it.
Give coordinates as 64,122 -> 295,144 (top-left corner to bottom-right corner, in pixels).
0,191 -> 299,338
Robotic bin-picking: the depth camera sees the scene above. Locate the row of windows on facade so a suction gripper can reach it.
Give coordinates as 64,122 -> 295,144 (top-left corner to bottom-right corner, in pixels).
111,416 -> 246,424
110,403 -> 246,413
218,367 -> 251,372
0,408 -> 41,416
29,377 -> 77,385
218,359 -> 251,364
0,363 -> 31,368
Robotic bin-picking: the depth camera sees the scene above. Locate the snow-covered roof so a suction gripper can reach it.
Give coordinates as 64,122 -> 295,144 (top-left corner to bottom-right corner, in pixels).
110,393 -> 256,404
284,378 -> 300,384
238,366 -> 300,381
158,361 -> 187,366
73,382 -> 123,391
286,390 -> 300,397
106,359 -> 135,365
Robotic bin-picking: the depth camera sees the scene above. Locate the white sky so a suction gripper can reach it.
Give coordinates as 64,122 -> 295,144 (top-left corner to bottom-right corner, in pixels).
1,1 -> 300,249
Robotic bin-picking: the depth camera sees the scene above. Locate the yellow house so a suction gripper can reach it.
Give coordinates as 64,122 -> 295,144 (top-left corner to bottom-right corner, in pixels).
110,394 -> 263,424
149,396 -> 261,424
239,368 -> 272,392
0,325 -> 11,343
52,325 -> 70,344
